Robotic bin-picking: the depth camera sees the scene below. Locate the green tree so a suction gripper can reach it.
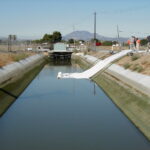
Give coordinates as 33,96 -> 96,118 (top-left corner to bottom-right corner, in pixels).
32,31 -> 62,44
68,39 -> 74,44
52,31 -> 62,43
42,34 -> 53,43
32,40 -> 41,43
140,39 -> 148,46
102,41 -> 112,46
91,38 -> 99,43
42,34 -> 50,42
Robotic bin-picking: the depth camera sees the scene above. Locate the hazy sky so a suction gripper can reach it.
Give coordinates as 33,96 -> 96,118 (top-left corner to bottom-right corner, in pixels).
0,0 -> 149,39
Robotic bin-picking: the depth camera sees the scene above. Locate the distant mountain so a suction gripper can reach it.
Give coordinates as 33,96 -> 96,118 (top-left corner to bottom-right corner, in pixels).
63,31 -> 128,42
63,31 -> 95,41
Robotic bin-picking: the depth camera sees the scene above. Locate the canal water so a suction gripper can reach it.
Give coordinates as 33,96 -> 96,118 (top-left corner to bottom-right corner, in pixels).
0,63 -> 150,150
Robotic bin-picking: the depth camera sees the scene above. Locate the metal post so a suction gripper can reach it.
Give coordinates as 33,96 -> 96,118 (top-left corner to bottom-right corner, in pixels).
73,25 -> 76,50
8,35 -> 12,52
117,25 -> 120,43
94,12 -> 97,51
117,25 -> 121,50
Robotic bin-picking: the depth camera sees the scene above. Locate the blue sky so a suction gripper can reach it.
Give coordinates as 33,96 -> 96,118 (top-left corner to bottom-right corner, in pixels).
0,0 -> 149,39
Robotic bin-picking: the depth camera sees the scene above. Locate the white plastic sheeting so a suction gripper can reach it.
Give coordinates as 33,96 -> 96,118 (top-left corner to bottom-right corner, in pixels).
57,50 -> 132,79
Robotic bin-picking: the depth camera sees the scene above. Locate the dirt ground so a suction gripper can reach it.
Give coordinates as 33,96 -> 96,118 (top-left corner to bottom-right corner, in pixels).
116,53 -> 150,75
0,52 -> 35,67
92,45 -> 147,51
86,51 -> 150,75
0,53 -> 13,67
0,44 -> 38,51
86,51 -> 112,59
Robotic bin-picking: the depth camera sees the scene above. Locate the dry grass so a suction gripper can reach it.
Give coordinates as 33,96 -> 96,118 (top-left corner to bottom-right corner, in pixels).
95,46 -> 147,51
0,44 -> 38,51
0,52 -> 35,67
0,53 -> 13,67
116,53 -> 150,75
87,51 -> 112,59
86,49 -> 150,76
96,46 -> 128,51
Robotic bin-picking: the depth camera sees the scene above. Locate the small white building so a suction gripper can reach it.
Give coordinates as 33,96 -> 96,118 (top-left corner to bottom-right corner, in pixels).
53,43 -> 68,52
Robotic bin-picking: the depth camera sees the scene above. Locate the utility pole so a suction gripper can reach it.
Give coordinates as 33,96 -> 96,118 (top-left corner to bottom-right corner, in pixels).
8,35 -> 17,52
117,25 -> 120,43
73,25 -> 76,50
8,35 -> 12,52
94,12 -> 97,51
117,25 -> 121,50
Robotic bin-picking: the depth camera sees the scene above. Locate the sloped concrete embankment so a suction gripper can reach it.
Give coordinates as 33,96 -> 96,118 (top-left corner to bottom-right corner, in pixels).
0,54 -> 46,116
73,54 -> 150,140
0,54 -> 46,87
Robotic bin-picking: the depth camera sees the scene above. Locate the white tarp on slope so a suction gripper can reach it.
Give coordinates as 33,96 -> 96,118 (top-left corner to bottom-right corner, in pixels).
57,50 -> 132,79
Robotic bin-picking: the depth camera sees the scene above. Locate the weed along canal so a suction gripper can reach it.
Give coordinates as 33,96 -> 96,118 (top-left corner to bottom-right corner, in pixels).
0,62 -> 150,150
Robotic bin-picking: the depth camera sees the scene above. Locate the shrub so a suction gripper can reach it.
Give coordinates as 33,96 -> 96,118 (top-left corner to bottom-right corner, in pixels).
11,53 -> 29,62
132,64 -> 144,72
131,55 -> 140,61
136,66 -> 144,72
102,41 -> 112,46
140,39 -> 148,46
84,51 -> 87,55
123,63 -> 131,69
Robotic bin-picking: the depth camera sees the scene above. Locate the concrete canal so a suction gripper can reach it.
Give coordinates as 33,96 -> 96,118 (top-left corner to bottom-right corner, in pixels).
0,62 -> 150,150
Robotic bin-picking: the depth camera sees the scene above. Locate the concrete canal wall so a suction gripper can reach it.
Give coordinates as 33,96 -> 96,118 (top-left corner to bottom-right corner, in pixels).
74,53 -> 150,97
0,54 -> 46,116
106,65 -> 150,97
0,54 -> 46,88
73,53 -> 150,140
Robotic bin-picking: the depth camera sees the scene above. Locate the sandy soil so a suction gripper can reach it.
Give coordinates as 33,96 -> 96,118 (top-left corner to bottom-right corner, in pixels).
116,53 -> 150,75
86,51 -> 112,59
0,52 -> 35,67
0,53 -> 13,67
86,51 -> 150,75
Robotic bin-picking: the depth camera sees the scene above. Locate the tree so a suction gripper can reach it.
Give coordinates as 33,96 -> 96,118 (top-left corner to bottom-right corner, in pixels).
32,31 -> 62,44
42,34 -> 50,42
91,38 -> 100,43
42,34 -> 54,43
52,31 -> 62,43
102,41 -> 112,46
140,39 -> 148,46
79,40 -> 85,43
68,39 -> 74,44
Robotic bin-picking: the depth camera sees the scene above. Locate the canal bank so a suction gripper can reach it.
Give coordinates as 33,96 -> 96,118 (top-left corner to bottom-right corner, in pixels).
0,54 -> 47,116
0,62 -> 150,150
72,54 -> 150,141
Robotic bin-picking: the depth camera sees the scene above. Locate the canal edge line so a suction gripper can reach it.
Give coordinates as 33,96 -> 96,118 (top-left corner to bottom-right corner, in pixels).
0,54 -> 47,116
73,53 -> 150,97
72,54 -> 150,141
0,54 -> 46,88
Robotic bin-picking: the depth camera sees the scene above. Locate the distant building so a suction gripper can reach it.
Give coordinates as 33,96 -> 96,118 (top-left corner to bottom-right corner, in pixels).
50,43 -> 73,61
54,43 -> 68,52
36,46 -> 50,52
